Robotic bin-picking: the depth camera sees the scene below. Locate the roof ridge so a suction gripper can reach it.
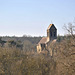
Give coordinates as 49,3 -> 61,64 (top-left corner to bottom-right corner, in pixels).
47,24 -> 54,30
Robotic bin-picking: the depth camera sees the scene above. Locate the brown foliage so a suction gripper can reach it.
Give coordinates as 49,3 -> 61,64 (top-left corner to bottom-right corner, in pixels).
49,36 -> 75,75
0,47 -> 56,75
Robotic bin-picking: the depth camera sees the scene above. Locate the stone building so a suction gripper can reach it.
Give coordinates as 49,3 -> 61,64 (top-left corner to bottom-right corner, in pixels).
37,24 -> 57,55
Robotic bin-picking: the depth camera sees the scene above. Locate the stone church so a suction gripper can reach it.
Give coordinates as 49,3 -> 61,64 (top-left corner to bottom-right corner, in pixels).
37,24 -> 57,55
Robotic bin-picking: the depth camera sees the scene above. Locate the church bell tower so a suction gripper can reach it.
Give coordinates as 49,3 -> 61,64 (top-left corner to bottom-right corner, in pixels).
47,24 -> 57,41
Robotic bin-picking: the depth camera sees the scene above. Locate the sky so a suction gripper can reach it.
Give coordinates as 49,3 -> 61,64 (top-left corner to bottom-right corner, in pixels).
0,0 -> 75,37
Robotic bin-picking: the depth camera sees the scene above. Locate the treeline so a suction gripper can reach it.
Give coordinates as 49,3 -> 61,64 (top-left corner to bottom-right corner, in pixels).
0,36 -> 42,52
0,35 -> 71,51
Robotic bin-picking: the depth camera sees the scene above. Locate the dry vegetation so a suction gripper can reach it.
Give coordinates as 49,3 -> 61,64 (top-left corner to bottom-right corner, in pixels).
0,35 -> 75,75
0,47 -> 56,75
50,36 -> 75,75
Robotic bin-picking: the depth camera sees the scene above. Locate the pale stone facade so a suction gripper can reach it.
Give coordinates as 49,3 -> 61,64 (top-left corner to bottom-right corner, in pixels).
37,24 -> 57,56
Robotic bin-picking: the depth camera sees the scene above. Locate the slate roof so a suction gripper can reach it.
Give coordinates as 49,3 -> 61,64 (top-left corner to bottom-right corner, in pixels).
38,37 -> 48,45
47,24 -> 54,30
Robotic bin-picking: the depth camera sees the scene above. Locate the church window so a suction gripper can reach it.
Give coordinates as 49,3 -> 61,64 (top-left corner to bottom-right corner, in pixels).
54,32 -> 56,37
41,44 -> 42,47
51,32 -> 52,36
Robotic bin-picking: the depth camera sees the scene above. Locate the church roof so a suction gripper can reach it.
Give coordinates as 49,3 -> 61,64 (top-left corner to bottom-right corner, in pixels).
47,24 -> 54,30
38,37 -> 48,45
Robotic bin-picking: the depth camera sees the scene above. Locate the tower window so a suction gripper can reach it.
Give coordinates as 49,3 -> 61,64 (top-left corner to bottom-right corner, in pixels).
54,32 -> 56,36
51,32 -> 52,36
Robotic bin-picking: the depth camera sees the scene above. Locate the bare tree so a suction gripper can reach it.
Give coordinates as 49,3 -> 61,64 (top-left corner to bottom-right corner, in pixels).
64,22 -> 75,38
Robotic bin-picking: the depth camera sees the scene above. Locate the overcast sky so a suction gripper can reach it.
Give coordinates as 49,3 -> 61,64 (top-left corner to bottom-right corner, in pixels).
0,0 -> 75,36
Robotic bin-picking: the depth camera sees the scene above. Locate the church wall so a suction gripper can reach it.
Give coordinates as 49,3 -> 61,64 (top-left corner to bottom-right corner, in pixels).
37,24 -> 57,56
37,44 -> 42,53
